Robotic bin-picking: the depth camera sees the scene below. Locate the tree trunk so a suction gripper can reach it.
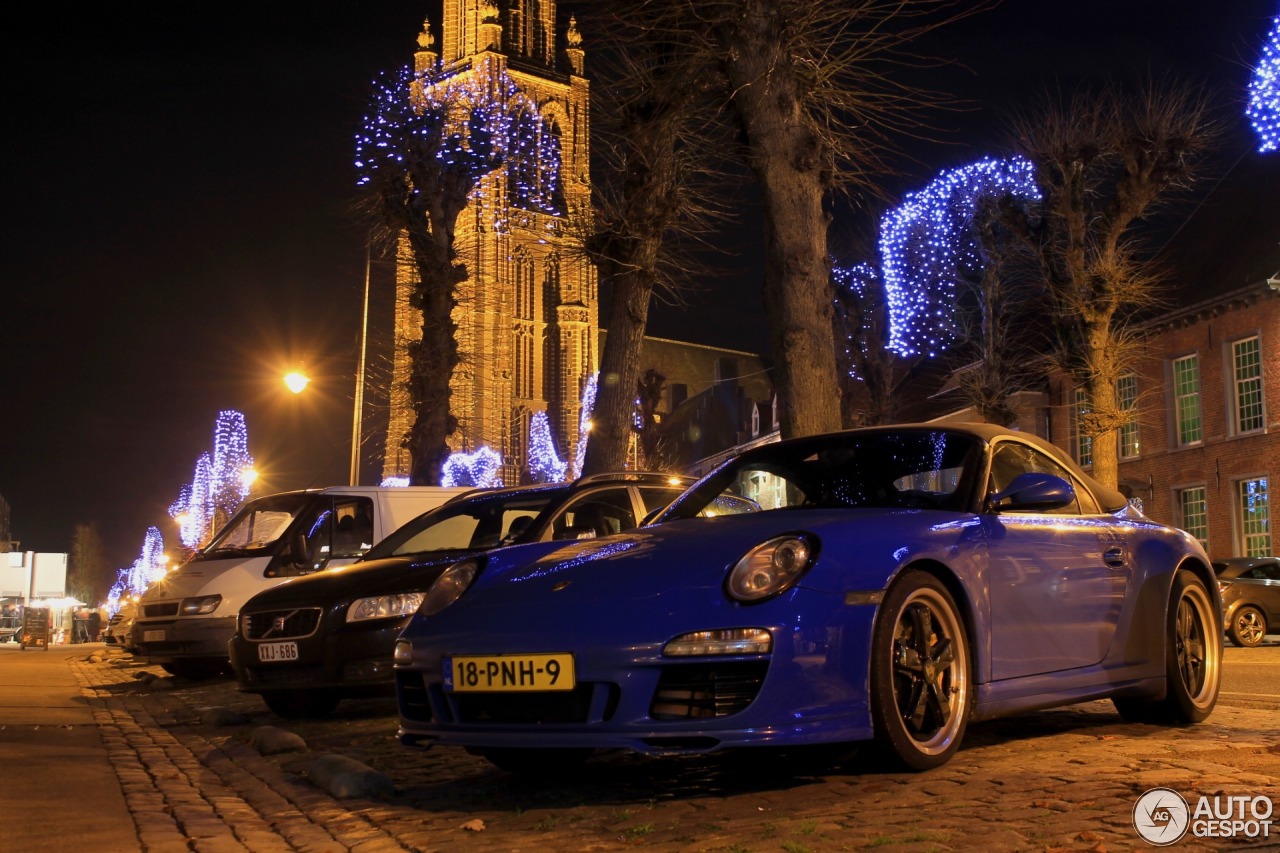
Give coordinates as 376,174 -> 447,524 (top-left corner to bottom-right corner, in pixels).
583,264 -> 653,474
405,225 -> 464,486
717,1 -> 843,439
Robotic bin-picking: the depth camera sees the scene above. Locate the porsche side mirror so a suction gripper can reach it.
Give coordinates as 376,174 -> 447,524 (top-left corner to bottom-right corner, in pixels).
989,472 -> 1075,511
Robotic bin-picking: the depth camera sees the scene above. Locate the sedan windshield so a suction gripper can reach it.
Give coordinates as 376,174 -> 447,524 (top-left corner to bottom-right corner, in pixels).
663,429 -> 983,520
364,488 -> 568,559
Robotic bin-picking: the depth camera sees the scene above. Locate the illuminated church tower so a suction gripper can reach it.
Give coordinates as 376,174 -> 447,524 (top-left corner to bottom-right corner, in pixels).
382,1 -> 597,483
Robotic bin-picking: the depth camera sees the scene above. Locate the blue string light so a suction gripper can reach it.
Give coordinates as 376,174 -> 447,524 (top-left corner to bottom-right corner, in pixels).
354,57 -> 564,218
528,410 -> 567,483
167,410 -> 254,549
442,446 -> 505,487
571,373 -> 598,479
1248,9 -> 1280,153
879,156 -> 1041,357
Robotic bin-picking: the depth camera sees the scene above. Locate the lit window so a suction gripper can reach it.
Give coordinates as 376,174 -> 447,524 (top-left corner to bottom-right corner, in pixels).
1117,374 -> 1139,458
1172,355 -> 1202,446
1233,337 -> 1264,434
1073,387 -> 1092,467
1239,477 -> 1271,557
1177,486 -> 1208,550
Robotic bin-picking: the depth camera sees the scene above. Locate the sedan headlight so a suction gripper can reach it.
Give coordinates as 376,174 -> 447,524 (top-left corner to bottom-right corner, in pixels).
725,534 -> 817,603
180,595 -> 222,615
346,593 -> 426,623
422,557 -> 483,616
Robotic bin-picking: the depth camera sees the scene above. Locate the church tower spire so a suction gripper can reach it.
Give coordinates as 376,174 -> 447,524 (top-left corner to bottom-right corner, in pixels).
442,0 -> 558,68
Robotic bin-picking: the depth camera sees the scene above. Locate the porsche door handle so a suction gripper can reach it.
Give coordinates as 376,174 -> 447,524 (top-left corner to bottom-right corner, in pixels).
1103,547 -> 1126,568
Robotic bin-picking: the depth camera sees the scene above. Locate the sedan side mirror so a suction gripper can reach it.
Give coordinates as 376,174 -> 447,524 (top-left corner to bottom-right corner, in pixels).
989,472 -> 1075,512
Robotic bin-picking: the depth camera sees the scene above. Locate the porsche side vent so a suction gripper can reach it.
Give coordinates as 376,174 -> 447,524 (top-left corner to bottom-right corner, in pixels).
650,662 -> 768,720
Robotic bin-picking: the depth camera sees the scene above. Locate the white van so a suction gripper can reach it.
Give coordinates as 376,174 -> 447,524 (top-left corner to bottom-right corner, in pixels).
132,485 -> 465,678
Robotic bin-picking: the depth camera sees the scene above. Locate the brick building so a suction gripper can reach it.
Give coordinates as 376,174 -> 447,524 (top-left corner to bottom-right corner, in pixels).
1048,155 -> 1280,560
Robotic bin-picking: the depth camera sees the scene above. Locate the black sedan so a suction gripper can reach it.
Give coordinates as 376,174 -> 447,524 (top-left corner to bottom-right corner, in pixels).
228,472 -> 703,717
1215,556 -> 1280,647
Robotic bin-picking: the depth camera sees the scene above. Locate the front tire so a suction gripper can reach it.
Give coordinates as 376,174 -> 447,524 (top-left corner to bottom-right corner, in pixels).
1114,568 -> 1220,724
869,571 -> 971,771
1227,605 -> 1267,648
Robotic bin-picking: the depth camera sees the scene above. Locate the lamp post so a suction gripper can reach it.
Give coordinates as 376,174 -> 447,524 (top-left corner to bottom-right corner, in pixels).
351,241 -> 372,486
281,239 -> 371,488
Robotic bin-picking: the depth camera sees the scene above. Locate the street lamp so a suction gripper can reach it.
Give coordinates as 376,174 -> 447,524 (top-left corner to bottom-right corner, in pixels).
283,371 -> 310,394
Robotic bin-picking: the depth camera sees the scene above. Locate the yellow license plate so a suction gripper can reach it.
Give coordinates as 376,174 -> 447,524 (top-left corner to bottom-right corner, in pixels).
446,653 -> 575,692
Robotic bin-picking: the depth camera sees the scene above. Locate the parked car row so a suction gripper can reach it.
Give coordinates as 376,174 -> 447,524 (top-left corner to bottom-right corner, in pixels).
227,471 -> 708,718
120,424 -> 1228,775
1214,556 -> 1280,647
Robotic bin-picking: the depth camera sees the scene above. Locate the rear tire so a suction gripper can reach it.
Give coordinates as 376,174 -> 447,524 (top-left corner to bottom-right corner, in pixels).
262,689 -> 341,719
869,571 -> 971,771
1227,605 -> 1267,648
1113,569 -> 1220,724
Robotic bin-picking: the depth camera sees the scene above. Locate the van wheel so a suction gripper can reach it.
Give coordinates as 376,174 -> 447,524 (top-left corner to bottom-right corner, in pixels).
262,689 -> 341,719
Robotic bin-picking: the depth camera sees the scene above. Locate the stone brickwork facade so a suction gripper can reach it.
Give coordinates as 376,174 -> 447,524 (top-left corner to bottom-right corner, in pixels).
383,1 -> 596,485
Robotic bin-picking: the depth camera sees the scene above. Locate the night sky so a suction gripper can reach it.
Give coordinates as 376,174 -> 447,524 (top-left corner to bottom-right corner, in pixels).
2,1 -> 1276,575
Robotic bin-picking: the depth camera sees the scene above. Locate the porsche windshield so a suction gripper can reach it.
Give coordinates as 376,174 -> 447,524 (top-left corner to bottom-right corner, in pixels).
665,430 -> 982,519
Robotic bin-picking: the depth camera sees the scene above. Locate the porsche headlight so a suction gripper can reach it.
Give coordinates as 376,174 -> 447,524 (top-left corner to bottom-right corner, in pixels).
180,594 -> 222,615
725,535 -> 816,603
346,593 -> 426,623
422,557 -> 483,616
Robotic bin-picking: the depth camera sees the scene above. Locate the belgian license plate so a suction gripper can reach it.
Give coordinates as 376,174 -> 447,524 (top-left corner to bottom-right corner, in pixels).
258,641 -> 299,662
142,630 -> 165,643
445,653 -> 575,692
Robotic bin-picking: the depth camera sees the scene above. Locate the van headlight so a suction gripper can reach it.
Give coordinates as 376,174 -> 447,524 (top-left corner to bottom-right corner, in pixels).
180,595 -> 222,615
346,593 -> 426,623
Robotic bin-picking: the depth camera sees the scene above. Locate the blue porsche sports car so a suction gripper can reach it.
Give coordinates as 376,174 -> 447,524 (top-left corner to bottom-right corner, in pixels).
394,424 -> 1222,772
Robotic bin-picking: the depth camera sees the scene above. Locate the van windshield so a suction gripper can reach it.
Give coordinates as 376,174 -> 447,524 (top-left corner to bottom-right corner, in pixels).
194,494 -> 315,559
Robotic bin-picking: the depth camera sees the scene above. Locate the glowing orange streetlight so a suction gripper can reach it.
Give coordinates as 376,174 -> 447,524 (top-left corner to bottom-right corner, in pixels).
283,371 -> 310,394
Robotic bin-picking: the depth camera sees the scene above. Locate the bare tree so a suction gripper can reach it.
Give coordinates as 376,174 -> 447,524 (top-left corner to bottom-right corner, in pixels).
67,523 -> 110,606
1009,81 -> 1219,488
650,0 -> 981,440
948,195 -> 1053,427
579,7 -> 729,475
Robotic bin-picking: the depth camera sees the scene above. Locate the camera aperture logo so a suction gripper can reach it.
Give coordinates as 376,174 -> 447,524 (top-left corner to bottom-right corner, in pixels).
1134,788 -> 1275,845
1134,788 -> 1189,845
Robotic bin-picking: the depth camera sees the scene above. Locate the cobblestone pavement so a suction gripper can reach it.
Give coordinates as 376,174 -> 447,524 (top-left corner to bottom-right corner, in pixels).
74,648 -> 1280,852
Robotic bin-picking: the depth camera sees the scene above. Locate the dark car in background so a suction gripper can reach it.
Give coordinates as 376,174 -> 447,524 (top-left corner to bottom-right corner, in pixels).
1214,556 -> 1280,647
228,472 -> 736,718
